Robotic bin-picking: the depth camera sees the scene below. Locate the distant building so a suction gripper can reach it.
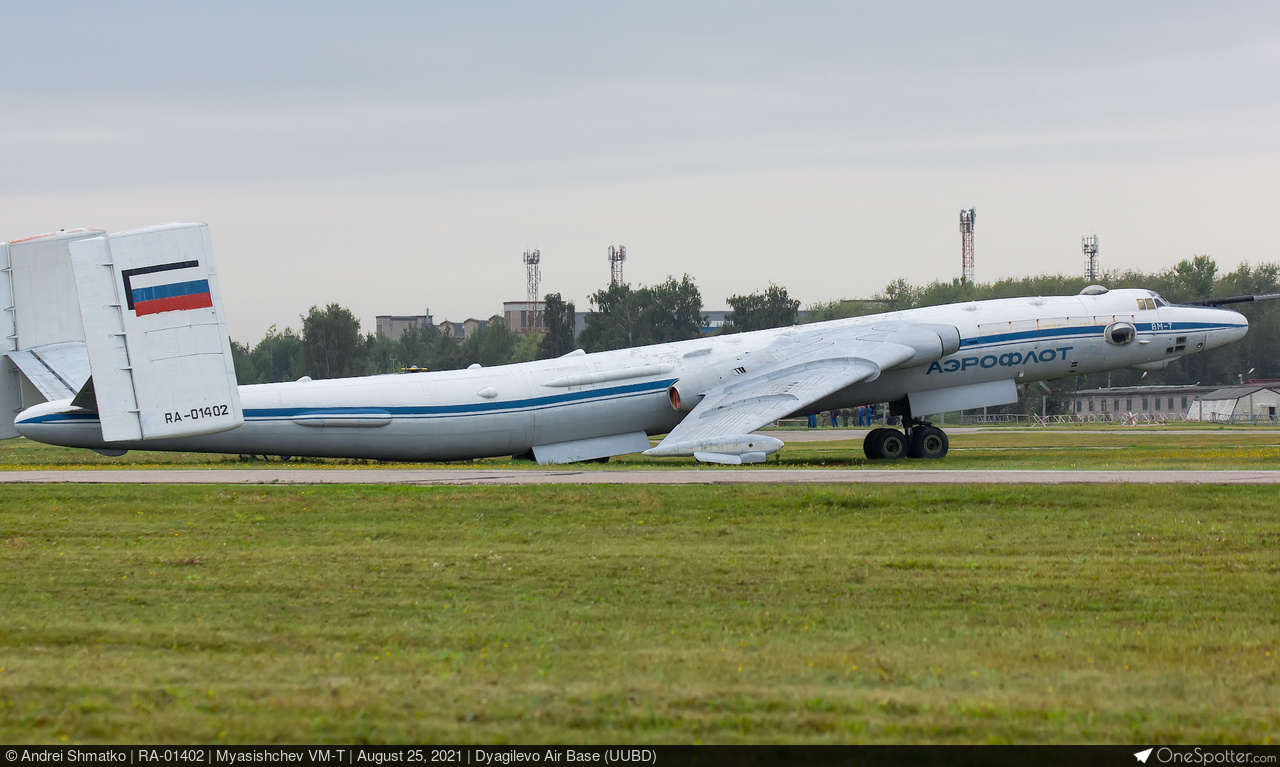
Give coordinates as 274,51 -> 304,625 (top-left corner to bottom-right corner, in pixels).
375,314 -> 433,339
437,319 -> 490,341
701,310 -> 729,333
1071,385 -> 1219,420
1187,385 -> 1280,423
503,301 -> 546,335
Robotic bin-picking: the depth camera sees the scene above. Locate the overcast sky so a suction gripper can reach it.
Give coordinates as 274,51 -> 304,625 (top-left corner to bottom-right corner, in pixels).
3,2 -> 1278,343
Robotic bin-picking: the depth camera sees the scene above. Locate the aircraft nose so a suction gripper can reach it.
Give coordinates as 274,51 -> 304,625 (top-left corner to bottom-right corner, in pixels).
1211,308 -> 1249,347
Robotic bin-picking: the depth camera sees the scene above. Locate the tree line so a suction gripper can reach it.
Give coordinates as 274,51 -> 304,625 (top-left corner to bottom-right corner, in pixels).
232,275 -> 727,384
232,256 -> 1280,409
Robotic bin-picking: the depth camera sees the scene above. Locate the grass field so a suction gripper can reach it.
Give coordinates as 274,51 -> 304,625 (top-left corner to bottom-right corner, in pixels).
1,482 -> 1277,744
4,425 -> 1280,471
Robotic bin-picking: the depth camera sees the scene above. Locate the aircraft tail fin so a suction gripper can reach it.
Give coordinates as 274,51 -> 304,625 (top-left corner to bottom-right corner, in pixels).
69,223 -> 243,442
2,228 -> 106,438
1,239 -> 14,438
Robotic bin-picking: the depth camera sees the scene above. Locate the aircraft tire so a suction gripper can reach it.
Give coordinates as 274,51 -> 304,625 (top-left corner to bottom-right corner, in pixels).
908,426 -> 949,459
863,428 -> 886,457
868,428 -> 908,460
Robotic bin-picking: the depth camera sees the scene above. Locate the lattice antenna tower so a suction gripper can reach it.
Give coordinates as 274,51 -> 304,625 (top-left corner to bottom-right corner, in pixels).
959,208 -> 976,284
523,249 -> 541,332
608,244 -> 626,285
1082,235 -> 1099,282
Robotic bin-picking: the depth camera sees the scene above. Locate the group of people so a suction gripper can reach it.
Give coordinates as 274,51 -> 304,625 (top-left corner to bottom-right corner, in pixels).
805,405 -> 877,428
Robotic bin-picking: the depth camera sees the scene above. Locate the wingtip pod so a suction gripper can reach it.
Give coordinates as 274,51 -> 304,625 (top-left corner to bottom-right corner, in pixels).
643,433 -> 784,460
693,450 -> 768,465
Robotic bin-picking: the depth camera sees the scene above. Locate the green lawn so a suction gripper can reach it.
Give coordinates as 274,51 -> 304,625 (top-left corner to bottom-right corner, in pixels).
3,426 -> 1280,471
763,428 -> 1280,470
1,483 -> 1276,744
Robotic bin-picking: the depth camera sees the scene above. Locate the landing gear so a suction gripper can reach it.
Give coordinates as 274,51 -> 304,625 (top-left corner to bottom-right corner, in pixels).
863,427 -> 908,460
862,423 -> 948,460
908,425 -> 949,459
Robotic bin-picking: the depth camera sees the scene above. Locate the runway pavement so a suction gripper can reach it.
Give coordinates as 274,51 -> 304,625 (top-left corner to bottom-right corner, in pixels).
3,468 -> 1280,485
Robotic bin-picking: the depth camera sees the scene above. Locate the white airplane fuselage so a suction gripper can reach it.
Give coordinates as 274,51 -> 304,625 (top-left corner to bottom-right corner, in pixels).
14,289 -> 1247,461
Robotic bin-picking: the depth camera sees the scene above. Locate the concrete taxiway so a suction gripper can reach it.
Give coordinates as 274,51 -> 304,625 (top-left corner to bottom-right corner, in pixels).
2,468 -> 1279,485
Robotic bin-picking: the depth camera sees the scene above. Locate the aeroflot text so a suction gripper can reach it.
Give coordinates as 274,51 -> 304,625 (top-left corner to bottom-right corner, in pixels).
926,347 -> 1074,375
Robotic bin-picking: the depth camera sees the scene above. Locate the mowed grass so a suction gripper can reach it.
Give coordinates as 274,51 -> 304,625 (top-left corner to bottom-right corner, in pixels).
763,428 -> 1280,470
5,427 -> 1280,471
1,484 -> 1277,744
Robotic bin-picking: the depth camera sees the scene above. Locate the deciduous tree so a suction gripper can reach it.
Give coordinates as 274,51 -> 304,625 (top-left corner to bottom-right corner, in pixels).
538,293 -> 577,359
579,276 -> 707,352
723,284 -> 799,333
299,304 -> 363,379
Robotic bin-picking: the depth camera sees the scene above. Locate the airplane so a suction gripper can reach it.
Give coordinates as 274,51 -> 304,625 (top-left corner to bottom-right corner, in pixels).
0,222 -> 1255,465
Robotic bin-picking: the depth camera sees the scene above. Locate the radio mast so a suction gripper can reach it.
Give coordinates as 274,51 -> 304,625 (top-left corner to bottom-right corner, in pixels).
1083,235 -> 1099,282
959,208 -> 976,283
523,249 -> 541,332
608,244 -> 626,285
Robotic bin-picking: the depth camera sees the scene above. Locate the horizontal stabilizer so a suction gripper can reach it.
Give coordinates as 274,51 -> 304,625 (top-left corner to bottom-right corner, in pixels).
5,342 -> 91,401
70,223 -> 242,442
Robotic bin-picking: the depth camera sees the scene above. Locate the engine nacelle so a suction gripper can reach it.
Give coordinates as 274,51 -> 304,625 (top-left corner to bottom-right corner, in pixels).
858,323 -> 961,368
668,364 -> 735,412
913,323 -> 962,357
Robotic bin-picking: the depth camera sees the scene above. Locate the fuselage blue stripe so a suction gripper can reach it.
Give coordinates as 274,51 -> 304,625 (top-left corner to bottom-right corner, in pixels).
21,383 -> 673,427
960,322 -> 1243,347
242,378 -> 676,420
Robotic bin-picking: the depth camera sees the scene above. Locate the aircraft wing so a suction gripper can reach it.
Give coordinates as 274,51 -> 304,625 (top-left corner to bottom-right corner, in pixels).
644,332 -> 925,464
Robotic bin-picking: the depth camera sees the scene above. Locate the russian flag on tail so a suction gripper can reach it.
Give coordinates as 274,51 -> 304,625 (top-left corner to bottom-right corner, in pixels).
122,260 -> 214,316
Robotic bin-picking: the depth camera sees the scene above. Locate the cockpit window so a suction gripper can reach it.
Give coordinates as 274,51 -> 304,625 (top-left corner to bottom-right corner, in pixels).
1154,297 -> 1169,307
1136,298 -> 1157,310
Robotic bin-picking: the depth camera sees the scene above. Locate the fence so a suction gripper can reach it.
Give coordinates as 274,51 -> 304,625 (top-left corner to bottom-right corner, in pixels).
960,412 -> 1280,427
780,413 -> 1280,428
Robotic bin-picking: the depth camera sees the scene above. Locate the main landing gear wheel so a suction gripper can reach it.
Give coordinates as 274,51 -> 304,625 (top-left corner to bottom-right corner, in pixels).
863,428 -> 908,460
908,425 -> 949,459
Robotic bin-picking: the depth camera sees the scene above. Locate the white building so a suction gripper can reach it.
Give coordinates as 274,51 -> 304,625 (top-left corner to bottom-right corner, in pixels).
1187,385 -> 1280,423
1072,385 -> 1217,420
